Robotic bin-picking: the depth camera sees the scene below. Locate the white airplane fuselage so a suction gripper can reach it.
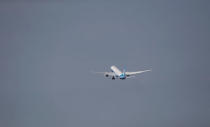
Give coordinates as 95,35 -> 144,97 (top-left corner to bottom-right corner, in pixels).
110,65 -> 126,79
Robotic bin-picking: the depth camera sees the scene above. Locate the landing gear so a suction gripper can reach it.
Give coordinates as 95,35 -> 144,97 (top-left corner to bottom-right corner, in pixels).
112,76 -> 115,80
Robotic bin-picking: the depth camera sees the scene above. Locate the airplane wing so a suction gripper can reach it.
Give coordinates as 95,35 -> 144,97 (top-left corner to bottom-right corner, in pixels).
125,70 -> 151,76
91,71 -> 115,76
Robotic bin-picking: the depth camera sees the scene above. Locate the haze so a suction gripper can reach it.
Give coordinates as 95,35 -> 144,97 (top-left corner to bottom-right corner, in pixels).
1,0 -> 210,127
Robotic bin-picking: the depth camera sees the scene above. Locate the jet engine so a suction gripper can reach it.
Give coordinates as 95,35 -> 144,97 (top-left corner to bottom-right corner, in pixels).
104,74 -> 109,77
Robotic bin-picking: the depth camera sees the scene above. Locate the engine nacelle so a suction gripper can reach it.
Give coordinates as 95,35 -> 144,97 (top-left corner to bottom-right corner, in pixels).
104,74 -> 109,77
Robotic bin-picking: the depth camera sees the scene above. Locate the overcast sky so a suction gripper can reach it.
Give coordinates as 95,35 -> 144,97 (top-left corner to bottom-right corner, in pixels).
1,0 -> 210,127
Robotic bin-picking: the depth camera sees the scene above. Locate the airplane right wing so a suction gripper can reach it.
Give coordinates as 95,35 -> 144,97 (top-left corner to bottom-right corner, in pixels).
125,70 -> 151,76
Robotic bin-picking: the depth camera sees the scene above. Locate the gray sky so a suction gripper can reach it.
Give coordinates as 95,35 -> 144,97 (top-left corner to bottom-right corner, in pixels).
1,0 -> 210,127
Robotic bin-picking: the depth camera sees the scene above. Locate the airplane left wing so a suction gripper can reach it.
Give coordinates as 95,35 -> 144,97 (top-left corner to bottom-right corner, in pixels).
125,70 -> 151,76
92,71 -> 115,76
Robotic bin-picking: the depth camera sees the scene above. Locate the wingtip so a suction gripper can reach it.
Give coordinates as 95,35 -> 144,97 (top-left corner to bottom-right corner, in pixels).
145,69 -> 152,72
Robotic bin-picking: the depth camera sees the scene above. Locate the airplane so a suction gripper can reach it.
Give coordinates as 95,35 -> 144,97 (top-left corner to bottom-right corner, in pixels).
93,65 -> 151,80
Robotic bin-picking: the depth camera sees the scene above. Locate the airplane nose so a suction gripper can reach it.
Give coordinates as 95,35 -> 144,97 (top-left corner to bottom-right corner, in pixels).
120,77 -> 126,80
119,74 -> 126,79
